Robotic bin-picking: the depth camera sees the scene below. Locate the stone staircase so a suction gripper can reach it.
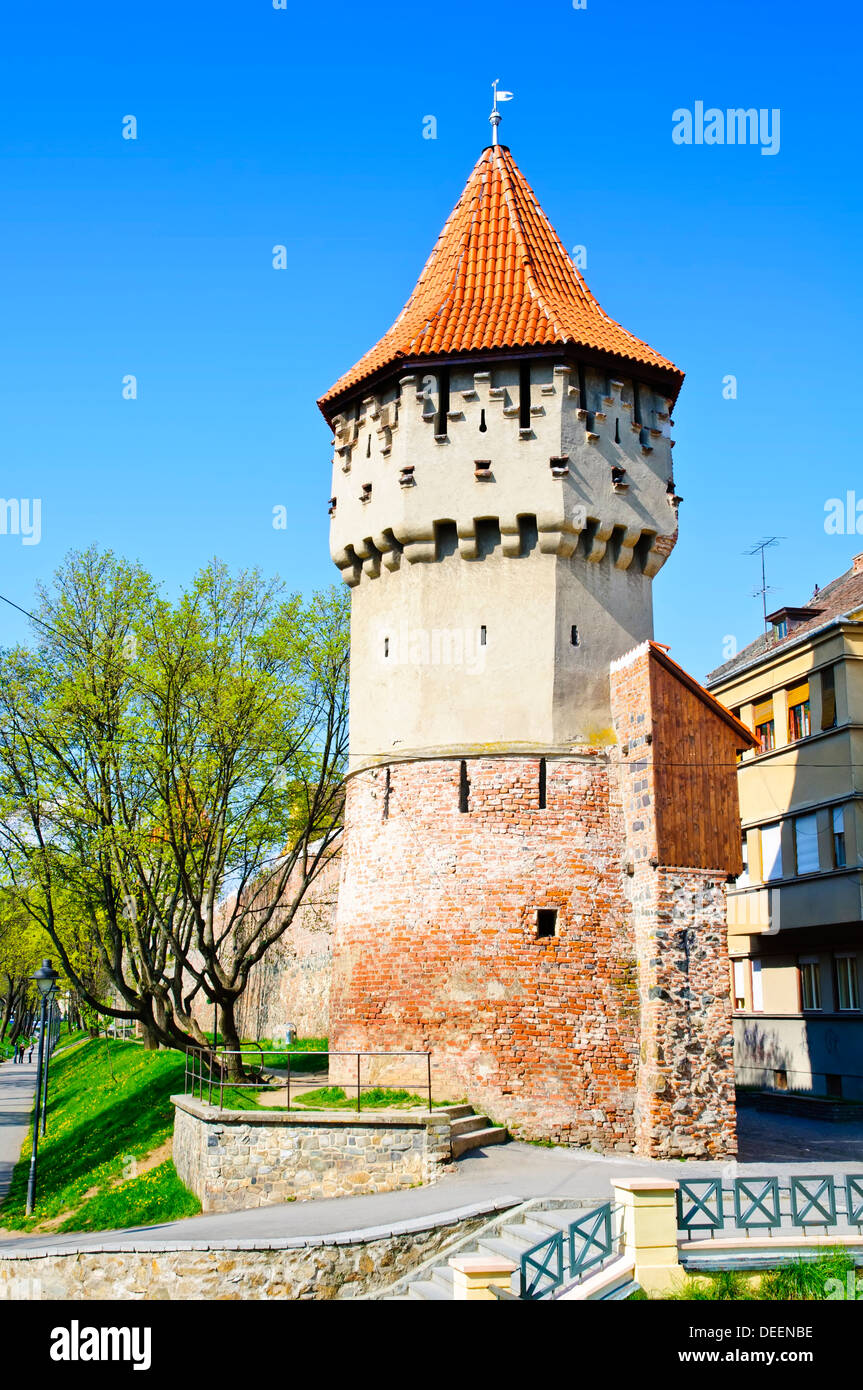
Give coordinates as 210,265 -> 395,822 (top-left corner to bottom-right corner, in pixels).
438,1104 -> 509,1158
376,1199 -> 635,1301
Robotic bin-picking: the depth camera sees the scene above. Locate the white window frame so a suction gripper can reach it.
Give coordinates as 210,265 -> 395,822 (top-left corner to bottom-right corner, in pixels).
732,959 -> 747,1011
751,959 -> 764,1012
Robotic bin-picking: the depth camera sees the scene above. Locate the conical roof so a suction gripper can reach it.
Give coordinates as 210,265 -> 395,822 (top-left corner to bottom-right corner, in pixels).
318,144 -> 682,416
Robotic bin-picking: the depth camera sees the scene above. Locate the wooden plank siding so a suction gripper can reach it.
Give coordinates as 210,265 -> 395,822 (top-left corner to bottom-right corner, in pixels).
648,650 -> 756,875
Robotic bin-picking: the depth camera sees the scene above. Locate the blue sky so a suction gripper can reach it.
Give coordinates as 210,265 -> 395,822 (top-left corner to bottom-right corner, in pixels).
1,0 -> 861,681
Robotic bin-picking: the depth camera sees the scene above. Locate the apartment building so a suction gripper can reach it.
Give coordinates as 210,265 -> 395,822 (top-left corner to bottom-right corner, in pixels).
706,553 -> 863,1100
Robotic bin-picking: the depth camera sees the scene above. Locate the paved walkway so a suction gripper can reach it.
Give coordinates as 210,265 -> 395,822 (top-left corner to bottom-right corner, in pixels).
1,1103 -> 861,1254
0,1058 -> 37,1205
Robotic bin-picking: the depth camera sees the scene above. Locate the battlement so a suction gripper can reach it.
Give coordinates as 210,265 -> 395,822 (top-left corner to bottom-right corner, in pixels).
328,360 -> 679,587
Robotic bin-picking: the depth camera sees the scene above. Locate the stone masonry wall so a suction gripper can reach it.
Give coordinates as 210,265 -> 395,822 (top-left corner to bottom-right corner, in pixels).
329,755 -> 640,1148
172,1097 -> 452,1212
610,643 -> 738,1158
627,867 -> 737,1158
0,1212 -> 495,1300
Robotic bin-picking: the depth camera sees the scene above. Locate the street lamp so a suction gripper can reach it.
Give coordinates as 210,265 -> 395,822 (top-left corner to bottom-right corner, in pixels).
25,959 -> 58,1216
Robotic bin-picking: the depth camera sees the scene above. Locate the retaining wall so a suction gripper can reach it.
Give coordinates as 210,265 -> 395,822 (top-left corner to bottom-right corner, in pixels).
172,1096 -> 452,1212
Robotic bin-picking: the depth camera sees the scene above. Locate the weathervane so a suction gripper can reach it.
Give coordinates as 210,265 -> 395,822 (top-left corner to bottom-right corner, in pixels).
489,79 -> 514,146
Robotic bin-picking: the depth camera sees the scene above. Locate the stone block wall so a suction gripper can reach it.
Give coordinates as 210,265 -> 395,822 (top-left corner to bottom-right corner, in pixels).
0,1208 -> 499,1300
172,1098 -> 452,1212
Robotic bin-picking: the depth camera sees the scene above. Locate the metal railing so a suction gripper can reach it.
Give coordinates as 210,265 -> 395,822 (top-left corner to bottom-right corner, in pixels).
678,1175 -> 863,1238
183,1047 -> 433,1113
520,1202 -> 622,1300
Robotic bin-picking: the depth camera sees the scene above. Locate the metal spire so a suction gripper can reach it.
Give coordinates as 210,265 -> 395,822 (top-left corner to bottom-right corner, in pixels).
489,79 -> 514,146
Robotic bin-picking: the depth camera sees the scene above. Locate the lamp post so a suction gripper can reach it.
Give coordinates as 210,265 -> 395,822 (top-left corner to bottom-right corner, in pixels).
40,992 -> 59,1137
25,959 -> 59,1215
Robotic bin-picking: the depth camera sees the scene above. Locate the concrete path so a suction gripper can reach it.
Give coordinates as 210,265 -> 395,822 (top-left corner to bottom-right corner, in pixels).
1,1105 -> 861,1255
0,1058 -> 38,1205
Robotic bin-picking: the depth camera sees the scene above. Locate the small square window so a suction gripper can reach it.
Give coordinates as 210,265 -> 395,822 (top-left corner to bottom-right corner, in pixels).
535,909 -> 558,938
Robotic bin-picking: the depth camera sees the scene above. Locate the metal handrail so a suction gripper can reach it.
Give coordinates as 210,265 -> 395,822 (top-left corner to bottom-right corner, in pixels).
677,1174 -> 863,1239
183,1047 -> 434,1113
520,1201 -> 623,1301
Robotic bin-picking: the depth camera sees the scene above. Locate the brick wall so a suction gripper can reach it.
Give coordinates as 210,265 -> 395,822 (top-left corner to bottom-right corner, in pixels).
330,754 -> 640,1148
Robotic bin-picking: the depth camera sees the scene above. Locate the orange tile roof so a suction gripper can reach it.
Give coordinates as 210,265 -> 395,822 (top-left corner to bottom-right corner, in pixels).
318,144 -> 683,416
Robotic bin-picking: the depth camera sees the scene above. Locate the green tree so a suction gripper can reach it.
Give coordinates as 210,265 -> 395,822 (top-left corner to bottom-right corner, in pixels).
0,548 -> 349,1068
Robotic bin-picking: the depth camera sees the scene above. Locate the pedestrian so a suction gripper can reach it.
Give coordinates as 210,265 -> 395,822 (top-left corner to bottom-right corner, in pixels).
27,1042 -> 34,1063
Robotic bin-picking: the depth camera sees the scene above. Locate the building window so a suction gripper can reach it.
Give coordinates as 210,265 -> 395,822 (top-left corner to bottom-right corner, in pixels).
821,665 -> 837,729
519,362 -> 531,430
836,955 -> 860,1011
458,759 -> 470,813
538,757 -> 547,810
793,812 -> 819,875
760,822 -> 783,881
753,697 -> 775,753
751,959 -> 764,1012
833,806 -> 847,867
535,908 -> 558,938
787,681 -> 811,741
773,618 -> 788,639
800,958 -> 821,1011
732,959 -> 747,1011
435,368 -> 450,437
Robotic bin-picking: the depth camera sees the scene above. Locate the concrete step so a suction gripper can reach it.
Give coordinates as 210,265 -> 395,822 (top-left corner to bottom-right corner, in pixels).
474,1235 -> 529,1265
434,1104 -> 473,1120
531,1207 -> 601,1232
407,1279 -> 452,1301
506,1216 -> 567,1243
429,1265 -> 455,1294
452,1125 -> 509,1158
450,1114 -> 490,1138
499,1221 -> 557,1251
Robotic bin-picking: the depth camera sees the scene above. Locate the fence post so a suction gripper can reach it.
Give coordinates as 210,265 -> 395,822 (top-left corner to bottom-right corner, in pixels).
449,1256 -> 517,1300
612,1179 -> 684,1295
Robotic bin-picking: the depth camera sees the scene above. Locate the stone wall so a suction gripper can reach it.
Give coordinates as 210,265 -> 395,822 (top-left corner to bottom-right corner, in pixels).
0,1207 -> 500,1300
172,1097 -> 452,1212
611,643 -> 740,1158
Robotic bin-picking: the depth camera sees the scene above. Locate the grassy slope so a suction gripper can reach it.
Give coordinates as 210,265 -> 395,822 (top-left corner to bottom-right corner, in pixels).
0,1038 -> 200,1234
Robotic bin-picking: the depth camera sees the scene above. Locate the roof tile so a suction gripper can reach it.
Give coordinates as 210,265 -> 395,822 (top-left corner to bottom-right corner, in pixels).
318,144 -> 683,414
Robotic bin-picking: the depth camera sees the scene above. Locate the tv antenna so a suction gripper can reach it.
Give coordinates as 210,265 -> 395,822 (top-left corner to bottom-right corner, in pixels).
745,536 -> 784,634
